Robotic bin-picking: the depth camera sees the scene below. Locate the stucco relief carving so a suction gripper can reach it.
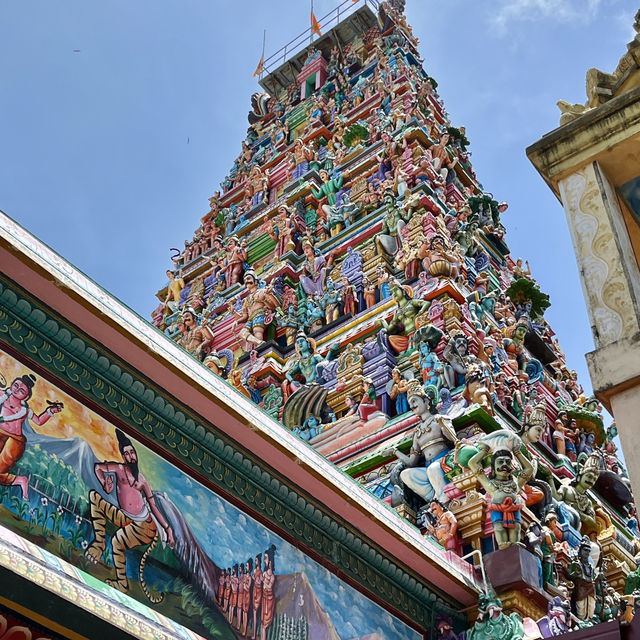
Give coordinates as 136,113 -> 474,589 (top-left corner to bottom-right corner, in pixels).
559,165 -> 636,347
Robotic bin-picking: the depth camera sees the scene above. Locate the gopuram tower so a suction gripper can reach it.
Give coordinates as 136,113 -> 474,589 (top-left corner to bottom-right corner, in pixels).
151,0 -> 639,635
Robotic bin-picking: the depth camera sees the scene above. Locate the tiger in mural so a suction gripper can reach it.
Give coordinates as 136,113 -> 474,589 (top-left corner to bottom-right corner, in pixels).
85,429 -> 175,603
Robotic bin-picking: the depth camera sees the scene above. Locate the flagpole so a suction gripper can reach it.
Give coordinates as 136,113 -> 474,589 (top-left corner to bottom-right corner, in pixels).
310,0 -> 314,45
253,29 -> 267,78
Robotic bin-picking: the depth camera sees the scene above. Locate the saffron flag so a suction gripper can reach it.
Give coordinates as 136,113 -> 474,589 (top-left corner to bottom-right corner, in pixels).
253,54 -> 265,78
311,11 -> 322,35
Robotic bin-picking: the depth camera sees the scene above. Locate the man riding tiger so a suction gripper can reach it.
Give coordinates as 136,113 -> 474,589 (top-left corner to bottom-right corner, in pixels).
85,429 -> 175,601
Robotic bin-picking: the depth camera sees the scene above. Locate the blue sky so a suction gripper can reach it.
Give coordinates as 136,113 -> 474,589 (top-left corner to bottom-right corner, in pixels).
0,0 -> 637,395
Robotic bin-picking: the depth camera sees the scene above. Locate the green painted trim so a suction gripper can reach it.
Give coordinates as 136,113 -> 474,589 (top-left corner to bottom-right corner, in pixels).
0,275 -> 468,631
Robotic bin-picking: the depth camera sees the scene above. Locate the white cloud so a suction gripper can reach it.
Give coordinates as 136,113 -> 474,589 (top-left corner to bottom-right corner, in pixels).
491,0 -> 603,32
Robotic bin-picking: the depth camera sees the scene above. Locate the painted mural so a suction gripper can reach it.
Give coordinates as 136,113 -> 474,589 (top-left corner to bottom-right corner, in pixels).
0,348 -> 420,640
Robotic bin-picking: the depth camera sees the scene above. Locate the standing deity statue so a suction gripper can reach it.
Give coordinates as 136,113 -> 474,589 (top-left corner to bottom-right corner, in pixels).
224,236 -> 248,288
320,278 -> 342,324
472,448 -> 534,550
375,189 -> 410,258
230,270 -> 280,350
566,536 -> 598,621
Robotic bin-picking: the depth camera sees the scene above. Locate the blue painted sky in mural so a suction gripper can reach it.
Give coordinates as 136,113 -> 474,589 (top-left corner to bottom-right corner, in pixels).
134,441 -> 420,640
0,2 -> 636,391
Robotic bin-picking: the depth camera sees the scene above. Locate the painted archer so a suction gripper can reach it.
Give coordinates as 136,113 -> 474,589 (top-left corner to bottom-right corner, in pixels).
0,374 -> 63,499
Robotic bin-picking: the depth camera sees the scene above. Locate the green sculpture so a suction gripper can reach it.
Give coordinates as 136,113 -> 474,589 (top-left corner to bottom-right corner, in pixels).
467,593 -> 524,640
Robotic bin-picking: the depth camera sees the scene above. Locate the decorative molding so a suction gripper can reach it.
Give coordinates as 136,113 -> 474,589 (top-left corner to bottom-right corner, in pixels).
559,164 -> 638,347
0,274 -> 472,631
0,527 -> 202,640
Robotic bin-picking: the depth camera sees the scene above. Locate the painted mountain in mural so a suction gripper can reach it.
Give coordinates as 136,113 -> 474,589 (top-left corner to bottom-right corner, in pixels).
274,571 -> 341,640
23,420 -> 104,495
154,492 -> 220,600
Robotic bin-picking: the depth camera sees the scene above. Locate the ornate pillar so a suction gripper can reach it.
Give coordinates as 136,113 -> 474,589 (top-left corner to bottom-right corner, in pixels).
558,161 -> 640,494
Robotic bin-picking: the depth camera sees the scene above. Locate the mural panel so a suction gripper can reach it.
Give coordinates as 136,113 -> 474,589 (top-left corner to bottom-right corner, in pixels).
0,348 -> 420,640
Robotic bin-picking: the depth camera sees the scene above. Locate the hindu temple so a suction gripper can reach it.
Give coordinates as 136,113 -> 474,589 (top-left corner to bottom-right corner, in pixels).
0,1 -> 638,639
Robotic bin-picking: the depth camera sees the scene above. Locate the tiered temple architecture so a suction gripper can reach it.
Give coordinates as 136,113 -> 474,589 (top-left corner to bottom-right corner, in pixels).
0,2 -> 638,639
151,0 -> 640,636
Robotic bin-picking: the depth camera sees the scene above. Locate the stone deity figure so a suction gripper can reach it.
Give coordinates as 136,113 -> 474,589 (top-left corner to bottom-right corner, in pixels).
388,367 -> 409,415
566,536 -> 598,621
377,280 -> 430,354
552,410 -> 569,456
541,512 -> 560,587
247,165 -> 270,207
326,192 -> 361,235
385,382 -> 457,505
375,189 -> 410,258
164,269 -> 185,313
341,277 -> 357,316
419,234 -> 460,280
230,270 -> 280,350
361,181 -> 381,213
291,138 -> 313,180
276,304 -> 300,346
273,205 -> 297,258
312,169 -> 344,219
473,448 -> 534,550
555,452 -> 602,533
442,331 -> 483,389
503,319 -> 529,372
524,522 -> 546,588
363,277 -> 377,309
376,265 -> 391,299
282,332 -> 339,401
430,133 -> 458,183
320,278 -> 342,324
425,499 -> 458,553
224,236 -> 248,288
178,309 -> 213,360
299,239 -> 333,296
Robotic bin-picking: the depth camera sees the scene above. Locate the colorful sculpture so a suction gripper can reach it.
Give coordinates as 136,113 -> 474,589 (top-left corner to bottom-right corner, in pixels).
466,594 -> 524,640
230,271 -> 280,350
386,382 -> 457,505
472,448 -> 533,549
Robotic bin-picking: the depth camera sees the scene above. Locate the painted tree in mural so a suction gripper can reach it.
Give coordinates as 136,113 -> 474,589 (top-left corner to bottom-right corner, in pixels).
149,0 -> 637,632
